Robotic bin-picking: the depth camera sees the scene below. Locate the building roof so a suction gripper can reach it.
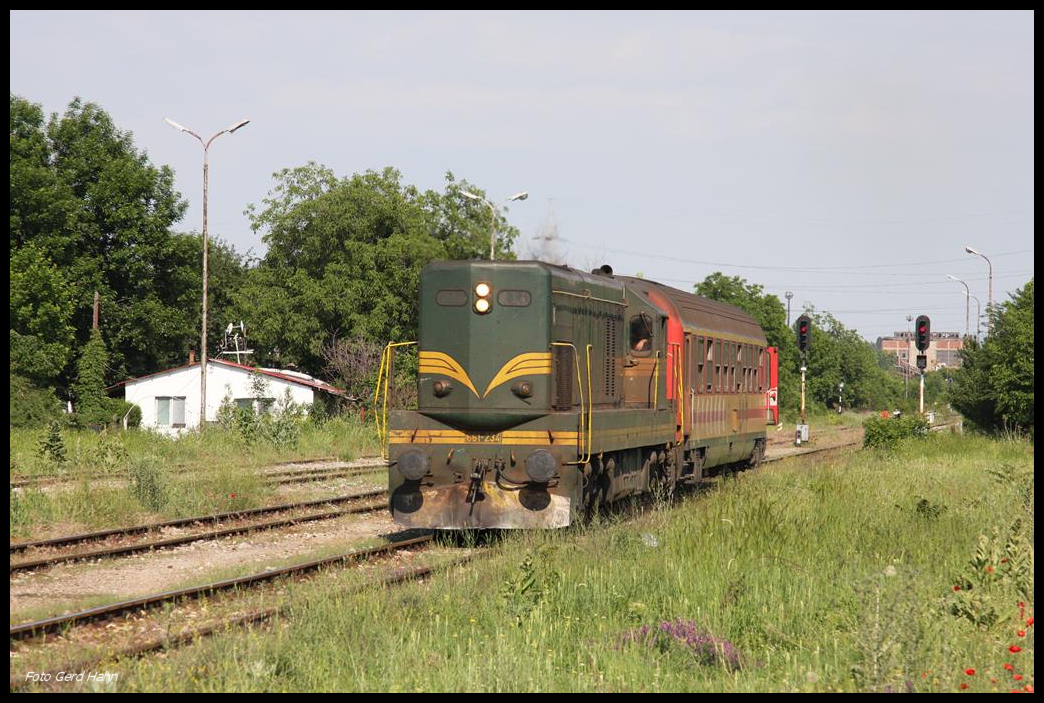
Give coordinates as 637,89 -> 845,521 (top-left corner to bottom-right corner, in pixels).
107,358 -> 346,396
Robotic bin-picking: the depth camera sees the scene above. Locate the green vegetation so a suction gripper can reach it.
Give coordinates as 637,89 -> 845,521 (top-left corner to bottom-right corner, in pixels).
113,433 -> 1032,692
9,416 -> 380,537
862,414 -> 929,449
949,279 -> 1034,438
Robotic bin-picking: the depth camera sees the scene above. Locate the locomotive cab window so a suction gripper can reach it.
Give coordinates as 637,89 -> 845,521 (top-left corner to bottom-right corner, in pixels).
435,289 -> 467,306
629,313 -> 654,357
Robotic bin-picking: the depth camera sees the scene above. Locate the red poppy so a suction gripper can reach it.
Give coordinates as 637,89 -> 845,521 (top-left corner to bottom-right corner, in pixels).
1004,663 -> 1015,671
1017,630 -> 1026,637
1024,685 -> 1034,693
1009,645 -> 1022,653
991,678 -> 998,684
960,683 -> 969,690
986,565 -> 994,574
953,585 -> 961,592
1027,617 -> 1034,627
965,668 -> 976,676
230,492 -> 236,499
1000,557 -> 1008,563
1014,675 -> 1023,682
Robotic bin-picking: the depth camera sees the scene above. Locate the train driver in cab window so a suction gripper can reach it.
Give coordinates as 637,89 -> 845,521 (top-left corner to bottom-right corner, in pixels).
630,313 -> 654,356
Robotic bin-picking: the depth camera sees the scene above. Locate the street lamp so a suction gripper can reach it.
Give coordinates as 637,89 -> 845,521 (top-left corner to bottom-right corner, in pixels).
970,295 -> 982,340
784,291 -> 793,325
165,116 -> 250,430
946,274 -> 971,340
461,190 -> 529,261
964,245 -> 993,332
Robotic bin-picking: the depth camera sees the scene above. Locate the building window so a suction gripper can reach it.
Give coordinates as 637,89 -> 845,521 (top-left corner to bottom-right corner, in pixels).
157,397 -> 186,428
236,397 -> 276,414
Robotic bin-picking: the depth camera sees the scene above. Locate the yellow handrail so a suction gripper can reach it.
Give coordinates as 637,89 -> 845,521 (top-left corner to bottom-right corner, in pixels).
652,351 -> 660,409
373,341 -> 417,459
551,342 -> 588,465
585,344 -> 593,464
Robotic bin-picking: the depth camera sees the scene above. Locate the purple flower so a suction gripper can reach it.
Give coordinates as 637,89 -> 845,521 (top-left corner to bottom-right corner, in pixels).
617,618 -> 741,670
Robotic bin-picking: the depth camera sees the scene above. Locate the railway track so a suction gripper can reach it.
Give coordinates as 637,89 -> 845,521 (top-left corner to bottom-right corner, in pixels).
10,532 -> 434,641
10,489 -> 389,572
9,458 -> 386,490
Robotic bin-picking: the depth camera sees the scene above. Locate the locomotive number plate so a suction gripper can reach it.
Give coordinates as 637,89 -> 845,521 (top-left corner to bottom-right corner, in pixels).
464,432 -> 503,443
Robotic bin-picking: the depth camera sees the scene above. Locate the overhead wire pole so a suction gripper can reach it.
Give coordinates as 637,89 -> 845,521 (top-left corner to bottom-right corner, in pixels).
460,190 -> 529,261
165,117 -> 250,431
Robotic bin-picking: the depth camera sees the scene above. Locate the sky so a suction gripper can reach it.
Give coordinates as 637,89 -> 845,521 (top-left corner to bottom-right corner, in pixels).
10,10 -> 1034,341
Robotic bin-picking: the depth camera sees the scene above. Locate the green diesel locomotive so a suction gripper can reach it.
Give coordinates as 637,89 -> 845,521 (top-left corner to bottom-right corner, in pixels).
379,260 -> 779,529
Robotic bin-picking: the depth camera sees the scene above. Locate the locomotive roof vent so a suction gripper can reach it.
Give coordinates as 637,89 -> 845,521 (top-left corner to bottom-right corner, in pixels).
591,264 -> 613,276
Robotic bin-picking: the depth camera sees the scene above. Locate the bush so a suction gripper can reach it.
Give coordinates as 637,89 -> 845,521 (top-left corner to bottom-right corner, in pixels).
10,374 -> 62,428
862,414 -> 929,450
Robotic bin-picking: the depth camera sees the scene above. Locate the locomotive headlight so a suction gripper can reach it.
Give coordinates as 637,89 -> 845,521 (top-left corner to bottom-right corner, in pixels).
524,449 -> 557,483
398,450 -> 430,481
474,282 -> 492,314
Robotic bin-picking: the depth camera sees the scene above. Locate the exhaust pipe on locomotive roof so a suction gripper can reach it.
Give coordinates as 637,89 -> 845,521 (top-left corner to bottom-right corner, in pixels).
591,264 -> 613,276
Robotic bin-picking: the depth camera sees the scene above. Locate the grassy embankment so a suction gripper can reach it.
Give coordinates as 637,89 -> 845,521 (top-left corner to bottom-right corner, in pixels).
9,417 -> 381,538
108,431 -> 1034,692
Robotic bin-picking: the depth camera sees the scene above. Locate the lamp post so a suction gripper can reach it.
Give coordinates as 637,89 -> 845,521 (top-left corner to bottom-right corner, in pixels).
905,314 -> 913,398
970,295 -> 981,340
964,245 -> 993,333
785,291 -> 793,325
461,190 -> 528,260
165,117 -> 250,430
946,274 -> 971,340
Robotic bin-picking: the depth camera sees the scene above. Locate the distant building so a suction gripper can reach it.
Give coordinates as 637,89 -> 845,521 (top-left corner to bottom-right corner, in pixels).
109,358 -> 344,434
877,331 -> 964,377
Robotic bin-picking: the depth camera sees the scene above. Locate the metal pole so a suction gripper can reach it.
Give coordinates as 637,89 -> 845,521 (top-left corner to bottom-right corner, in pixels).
971,295 -> 981,340
919,370 -> 925,416
785,291 -> 793,326
165,117 -> 249,431
800,360 -> 806,424
200,144 -> 210,430
905,314 -> 912,399
965,247 -> 993,334
487,201 -> 497,261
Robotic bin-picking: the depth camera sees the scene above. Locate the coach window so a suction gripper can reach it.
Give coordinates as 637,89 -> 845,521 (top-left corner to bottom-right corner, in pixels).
760,346 -> 768,392
629,313 -> 654,357
696,337 -> 705,395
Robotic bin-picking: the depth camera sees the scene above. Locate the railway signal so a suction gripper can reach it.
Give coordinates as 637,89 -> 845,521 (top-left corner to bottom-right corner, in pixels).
913,314 -> 930,416
796,315 -> 812,354
794,315 -> 812,445
915,315 -> 931,352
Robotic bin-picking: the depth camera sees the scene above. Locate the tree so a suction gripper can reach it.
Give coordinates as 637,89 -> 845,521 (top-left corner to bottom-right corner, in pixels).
11,95 -> 198,389
949,279 -> 1034,436
72,328 -> 111,426
233,164 -> 517,375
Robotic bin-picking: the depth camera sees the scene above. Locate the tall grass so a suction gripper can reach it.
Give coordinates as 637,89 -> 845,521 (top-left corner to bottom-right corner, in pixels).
115,433 -> 1033,692
9,416 -> 381,536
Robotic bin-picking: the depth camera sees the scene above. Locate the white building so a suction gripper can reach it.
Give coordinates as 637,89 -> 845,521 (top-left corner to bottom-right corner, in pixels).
114,359 -> 345,434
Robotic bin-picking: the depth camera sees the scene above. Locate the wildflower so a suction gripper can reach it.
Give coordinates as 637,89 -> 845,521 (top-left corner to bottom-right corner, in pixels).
1014,675 -> 1023,682
965,669 -> 976,676
1009,645 -> 1022,653
1001,558 -> 1008,563
1004,663 -> 1015,671
1024,685 -> 1033,693
991,678 -> 999,684
953,585 -> 961,592
1017,630 -> 1026,637
960,683 -> 969,690
230,493 -> 236,499
986,565 -> 994,574
1027,617 -> 1034,627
